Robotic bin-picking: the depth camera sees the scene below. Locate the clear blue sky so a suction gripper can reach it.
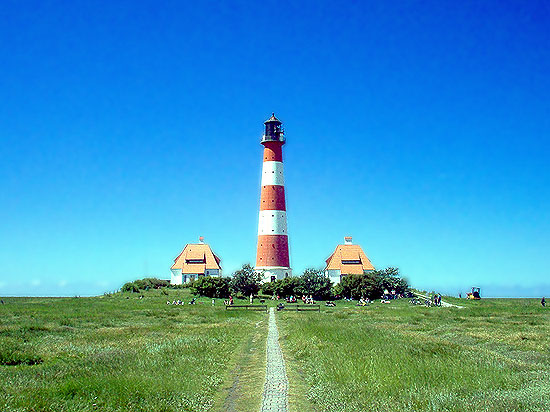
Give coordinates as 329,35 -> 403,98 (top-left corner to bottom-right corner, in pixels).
1,0 -> 549,297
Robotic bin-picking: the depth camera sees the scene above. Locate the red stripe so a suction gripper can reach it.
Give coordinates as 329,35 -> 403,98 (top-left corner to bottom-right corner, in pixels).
259,185 -> 286,211
256,235 -> 290,267
262,142 -> 283,162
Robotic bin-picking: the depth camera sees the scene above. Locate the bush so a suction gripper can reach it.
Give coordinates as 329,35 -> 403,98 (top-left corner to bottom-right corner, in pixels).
230,264 -> 262,296
300,268 -> 333,300
334,267 -> 409,299
260,280 -> 278,297
259,269 -> 333,300
191,276 -> 230,298
121,282 -> 139,293
120,278 -> 169,293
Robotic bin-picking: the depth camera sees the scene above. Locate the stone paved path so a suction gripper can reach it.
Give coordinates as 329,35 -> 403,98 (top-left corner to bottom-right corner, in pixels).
260,307 -> 288,412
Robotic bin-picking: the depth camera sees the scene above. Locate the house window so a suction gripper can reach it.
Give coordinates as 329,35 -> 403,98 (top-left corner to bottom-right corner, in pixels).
186,259 -> 206,264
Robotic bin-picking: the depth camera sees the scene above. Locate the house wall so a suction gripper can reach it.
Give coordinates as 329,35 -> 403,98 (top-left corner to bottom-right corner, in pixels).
170,269 -> 182,285
171,269 -> 221,285
325,269 -> 341,285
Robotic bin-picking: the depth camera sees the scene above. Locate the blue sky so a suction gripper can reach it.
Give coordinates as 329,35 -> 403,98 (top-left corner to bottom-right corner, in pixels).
1,0 -> 549,297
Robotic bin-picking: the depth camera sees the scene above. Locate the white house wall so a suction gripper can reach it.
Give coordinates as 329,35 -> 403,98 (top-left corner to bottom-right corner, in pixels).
170,269 -> 182,285
325,269 -> 341,285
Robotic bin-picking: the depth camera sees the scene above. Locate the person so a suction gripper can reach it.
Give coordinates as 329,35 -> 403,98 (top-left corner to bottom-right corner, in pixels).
212,299 -> 215,306
542,297 -> 546,307
229,295 -> 234,305
459,292 -> 462,299
250,293 -> 253,304
0,300 -> 3,305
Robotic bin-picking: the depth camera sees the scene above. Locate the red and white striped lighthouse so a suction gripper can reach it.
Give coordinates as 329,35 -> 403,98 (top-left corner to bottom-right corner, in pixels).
255,114 -> 292,282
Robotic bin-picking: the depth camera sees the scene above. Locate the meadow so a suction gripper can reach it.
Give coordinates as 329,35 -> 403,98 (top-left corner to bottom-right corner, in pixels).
0,290 -> 266,412
1,293 -> 549,412
279,298 -> 550,412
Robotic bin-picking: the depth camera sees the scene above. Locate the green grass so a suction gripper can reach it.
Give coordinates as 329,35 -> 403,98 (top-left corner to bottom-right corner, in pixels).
278,298 -> 550,412
0,290 -> 266,412
2,294 -> 549,411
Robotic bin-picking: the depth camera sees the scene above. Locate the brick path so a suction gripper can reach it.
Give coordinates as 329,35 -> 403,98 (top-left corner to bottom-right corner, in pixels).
260,307 -> 288,412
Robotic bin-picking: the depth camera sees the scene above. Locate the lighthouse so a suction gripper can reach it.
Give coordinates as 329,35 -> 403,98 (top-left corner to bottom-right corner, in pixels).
255,114 -> 292,282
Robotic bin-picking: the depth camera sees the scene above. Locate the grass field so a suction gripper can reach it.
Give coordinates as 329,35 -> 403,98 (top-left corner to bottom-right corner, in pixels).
0,290 -> 267,412
1,293 -> 549,411
279,298 -> 550,412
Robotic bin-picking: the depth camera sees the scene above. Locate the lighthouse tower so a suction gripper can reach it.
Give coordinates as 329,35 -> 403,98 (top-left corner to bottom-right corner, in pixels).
255,114 -> 292,282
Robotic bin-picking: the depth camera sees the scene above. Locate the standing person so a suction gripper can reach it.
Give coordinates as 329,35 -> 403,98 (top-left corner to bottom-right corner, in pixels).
542,297 -> 546,307
250,293 -> 253,304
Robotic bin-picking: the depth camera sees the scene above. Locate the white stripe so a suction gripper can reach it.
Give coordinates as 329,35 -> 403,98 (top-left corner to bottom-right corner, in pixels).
258,210 -> 288,235
261,161 -> 285,186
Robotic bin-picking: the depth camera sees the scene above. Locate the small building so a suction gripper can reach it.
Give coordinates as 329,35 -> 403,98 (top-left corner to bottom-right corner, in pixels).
170,237 -> 222,285
324,236 -> 374,285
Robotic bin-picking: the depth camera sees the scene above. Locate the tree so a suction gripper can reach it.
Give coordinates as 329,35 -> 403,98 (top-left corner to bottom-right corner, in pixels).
191,276 -> 230,298
300,268 -> 333,300
277,277 -> 304,298
230,264 -> 263,296
121,282 -> 139,293
333,267 -> 408,300
374,267 -> 409,295
260,280 -> 278,297
335,274 -> 364,299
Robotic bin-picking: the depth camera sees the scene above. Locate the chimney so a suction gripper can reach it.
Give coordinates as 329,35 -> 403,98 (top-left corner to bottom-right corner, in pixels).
344,236 -> 353,245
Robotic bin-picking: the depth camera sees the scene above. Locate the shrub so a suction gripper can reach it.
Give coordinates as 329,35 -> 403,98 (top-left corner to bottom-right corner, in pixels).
121,282 -> 139,293
300,268 -> 333,300
334,267 -> 408,299
191,276 -> 230,298
230,264 -> 262,296
121,278 -> 169,292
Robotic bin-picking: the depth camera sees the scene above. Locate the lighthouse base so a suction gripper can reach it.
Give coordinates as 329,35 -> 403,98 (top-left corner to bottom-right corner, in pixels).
255,267 -> 292,283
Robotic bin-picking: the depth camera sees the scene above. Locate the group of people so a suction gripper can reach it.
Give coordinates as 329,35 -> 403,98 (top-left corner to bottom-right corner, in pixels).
432,293 -> 443,306
166,297 -> 196,305
356,297 -> 370,306
224,296 -> 234,306
281,295 -> 316,304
